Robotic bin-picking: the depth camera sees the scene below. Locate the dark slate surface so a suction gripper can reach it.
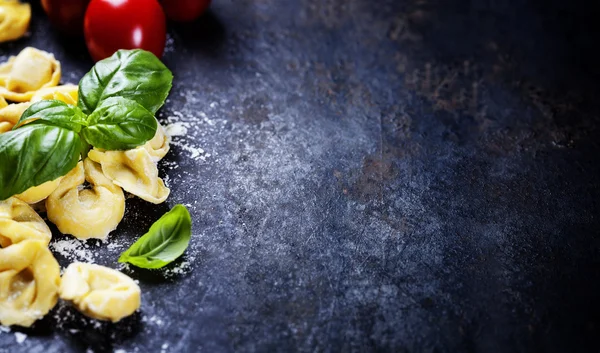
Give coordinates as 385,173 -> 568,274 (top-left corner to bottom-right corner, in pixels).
2,0 -> 600,352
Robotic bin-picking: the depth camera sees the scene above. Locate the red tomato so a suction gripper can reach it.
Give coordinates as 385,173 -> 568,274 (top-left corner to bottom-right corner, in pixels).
160,0 -> 211,22
42,0 -> 91,34
84,0 -> 166,62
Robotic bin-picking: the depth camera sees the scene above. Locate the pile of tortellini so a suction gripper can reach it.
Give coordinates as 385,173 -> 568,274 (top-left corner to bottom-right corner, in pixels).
0,0 -> 30,44
0,47 -> 172,327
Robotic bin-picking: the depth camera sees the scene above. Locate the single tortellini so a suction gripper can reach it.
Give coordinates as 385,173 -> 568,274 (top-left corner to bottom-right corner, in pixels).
0,197 -> 51,247
15,176 -> 62,204
31,84 -> 78,105
46,159 -> 125,240
0,0 -> 31,44
0,101 -> 30,133
0,47 -> 61,102
59,263 -> 141,323
0,240 -> 60,327
144,121 -> 170,162
88,146 -> 170,204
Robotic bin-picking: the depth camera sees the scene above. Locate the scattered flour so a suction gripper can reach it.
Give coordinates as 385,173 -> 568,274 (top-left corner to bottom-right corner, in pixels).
164,122 -> 189,136
161,343 -> 169,353
145,315 -> 164,326
50,239 -> 96,263
14,332 -> 27,344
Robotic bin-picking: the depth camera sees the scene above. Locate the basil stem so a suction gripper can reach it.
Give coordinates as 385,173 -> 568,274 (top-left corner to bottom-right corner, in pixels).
118,205 -> 192,269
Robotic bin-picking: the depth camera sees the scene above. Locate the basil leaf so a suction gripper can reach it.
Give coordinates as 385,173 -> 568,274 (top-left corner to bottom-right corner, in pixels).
14,100 -> 87,132
78,49 -> 173,115
81,97 -> 157,150
118,204 -> 192,269
0,124 -> 81,201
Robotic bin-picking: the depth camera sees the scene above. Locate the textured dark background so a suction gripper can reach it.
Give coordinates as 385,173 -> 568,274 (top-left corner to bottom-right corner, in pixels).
1,0 -> 600,352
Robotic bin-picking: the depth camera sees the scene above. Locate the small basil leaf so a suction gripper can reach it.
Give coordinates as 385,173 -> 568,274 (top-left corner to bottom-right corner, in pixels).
81,97 -> 157,150
118,204 -> 192,269
0,124 -> 81,201
78,49 -> 173,115
14,100 -> 87,132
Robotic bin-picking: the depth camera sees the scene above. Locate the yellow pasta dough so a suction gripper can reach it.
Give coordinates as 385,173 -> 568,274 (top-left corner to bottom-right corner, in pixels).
0,101 -> 30,132
0,197 -> 52,247
0,240 -> 60,327
31,84 -> 78,105
46,159 -> 125,240
88,146 -> 170,204
59,263 -> 141,322
144,121 -> 170,162
0,47 -> 61,102
0,96 -> 6,108
0,0 -> 31,44
15,177 -> 62,204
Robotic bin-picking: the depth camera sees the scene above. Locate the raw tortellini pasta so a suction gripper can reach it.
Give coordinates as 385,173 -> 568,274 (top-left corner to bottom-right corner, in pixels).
89,147 -> 170,204
15,177 -> 63,204
0,101 -> 30,132
0,240 -> 60,327
0,0 -> 31,43
30,83 -> 78,105
0,47 -> 61,102
46,159 -> 125,240
59,263 -> 141,322
0,197 -> 52,247
144,122 -> 170,162
88,124 -> 171,204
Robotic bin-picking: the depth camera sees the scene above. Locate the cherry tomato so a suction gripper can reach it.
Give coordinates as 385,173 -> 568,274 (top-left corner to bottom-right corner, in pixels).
84,0 -> 166,62
160,0 -> 211,22
42,0 -> 91,34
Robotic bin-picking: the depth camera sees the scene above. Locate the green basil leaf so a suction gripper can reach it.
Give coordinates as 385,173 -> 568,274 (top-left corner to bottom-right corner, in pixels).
118,204 -> 192,269
81,97 -> 157,150
78,49 -> 173,115
0,124 -> 81,201
14,100 -> 87,132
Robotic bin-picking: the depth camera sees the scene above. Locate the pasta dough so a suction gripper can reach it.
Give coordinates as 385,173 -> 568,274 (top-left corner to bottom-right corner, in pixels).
88,145 -> 170,204
31,84 -> 78,105
0,101 -> 30,132
46,159 -> 125,240
0,240 -> 60,327
0,47 -> 61,102
59,263 -> 141,322
15,177 -> 62,204
0,0 -> 31,43
144,121 -> 170,162
0,197 -> 52,247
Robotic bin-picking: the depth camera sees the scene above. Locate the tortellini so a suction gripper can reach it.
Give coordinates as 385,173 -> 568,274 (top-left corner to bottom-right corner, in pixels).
0,197 -> 52,247
31,84 -> 78,105
0,240 -> 60,327
59,263 -> 141,322
15,177 -> 62,204
0,47 -> 61,102
0,101 -> 30,132
46,159 -> 125,240
0,0 -> 31,43
144,121 -> 170,162
88,133 -> 170,204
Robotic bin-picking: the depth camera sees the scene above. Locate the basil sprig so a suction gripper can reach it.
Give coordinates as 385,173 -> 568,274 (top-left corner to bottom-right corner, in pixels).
119,204 -> 192,269
0,49 -> 172,201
